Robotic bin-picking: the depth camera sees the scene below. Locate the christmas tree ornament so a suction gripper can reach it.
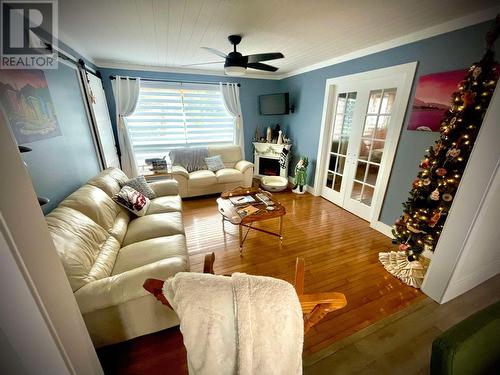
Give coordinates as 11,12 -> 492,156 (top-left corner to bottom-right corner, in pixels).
435,168 -> 447,176
380,16 -> 499,288
442,193 -> 453,202
428,211 -> 442,228
446,148 -> 461,158
430,189 -> 440,201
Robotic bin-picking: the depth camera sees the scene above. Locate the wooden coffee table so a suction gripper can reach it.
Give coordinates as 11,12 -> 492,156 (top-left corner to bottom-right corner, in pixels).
217,186 -> 286,254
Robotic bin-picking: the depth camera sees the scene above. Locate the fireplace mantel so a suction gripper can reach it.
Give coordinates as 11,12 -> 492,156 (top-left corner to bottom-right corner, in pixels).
253,142 -> 292,179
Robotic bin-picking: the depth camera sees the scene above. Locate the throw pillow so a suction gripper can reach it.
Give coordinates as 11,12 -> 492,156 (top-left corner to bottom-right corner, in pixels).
121,175 -> 156,199
113,186 -> 151,216
205,155 -> 225,172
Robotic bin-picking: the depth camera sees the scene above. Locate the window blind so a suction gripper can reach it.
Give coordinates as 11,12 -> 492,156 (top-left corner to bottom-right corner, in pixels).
126,81 -> 235,165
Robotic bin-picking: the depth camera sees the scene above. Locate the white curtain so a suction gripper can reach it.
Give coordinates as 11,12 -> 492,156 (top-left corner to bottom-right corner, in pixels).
112,76 -> 140,177
220,83 -> 244,156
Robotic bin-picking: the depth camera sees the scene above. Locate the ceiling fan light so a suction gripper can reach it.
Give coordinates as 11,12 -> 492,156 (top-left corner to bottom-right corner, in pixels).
224,66 -> 246,76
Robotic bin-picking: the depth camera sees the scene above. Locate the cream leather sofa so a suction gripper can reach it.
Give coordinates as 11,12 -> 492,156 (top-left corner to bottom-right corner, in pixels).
45,168 -> 189,347
172,145 -> 254,198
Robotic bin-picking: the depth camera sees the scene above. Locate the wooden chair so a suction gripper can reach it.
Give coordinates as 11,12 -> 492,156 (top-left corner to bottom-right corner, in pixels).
144,253 -> 347,334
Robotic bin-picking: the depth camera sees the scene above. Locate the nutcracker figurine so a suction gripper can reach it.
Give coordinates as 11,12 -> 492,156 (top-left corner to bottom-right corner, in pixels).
292,156 -> 308,194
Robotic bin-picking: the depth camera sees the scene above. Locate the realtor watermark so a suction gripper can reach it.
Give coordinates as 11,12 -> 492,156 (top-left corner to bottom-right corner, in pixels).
1,0 -> 58,69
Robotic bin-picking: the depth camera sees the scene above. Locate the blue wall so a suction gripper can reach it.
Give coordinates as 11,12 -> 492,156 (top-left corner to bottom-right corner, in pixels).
1,62 -> 101,213
98,68 -> 283,161
1,37 -> 102,213
279,20 -> 498,226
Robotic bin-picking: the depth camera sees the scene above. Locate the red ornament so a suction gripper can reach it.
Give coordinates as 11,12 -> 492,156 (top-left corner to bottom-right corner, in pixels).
399,243 -> 409,252
461,91 -> 476,108
412,178 -> 420,188
428,211 -> 441,228
420,159 -> 430,169
436,168 -> 447,176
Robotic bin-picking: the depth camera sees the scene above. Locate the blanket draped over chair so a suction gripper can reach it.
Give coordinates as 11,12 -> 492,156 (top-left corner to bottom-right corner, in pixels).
162,272 -> 304,375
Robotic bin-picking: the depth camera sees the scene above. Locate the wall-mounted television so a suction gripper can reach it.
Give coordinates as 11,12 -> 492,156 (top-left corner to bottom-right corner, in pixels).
259,93 -> 290,115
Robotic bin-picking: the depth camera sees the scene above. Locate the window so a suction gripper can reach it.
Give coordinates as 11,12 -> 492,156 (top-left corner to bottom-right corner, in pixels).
126,81 -> 234,165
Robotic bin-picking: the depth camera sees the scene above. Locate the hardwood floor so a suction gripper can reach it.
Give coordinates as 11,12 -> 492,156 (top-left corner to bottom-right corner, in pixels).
98,190 -> 424,374
304,274 -> 500,375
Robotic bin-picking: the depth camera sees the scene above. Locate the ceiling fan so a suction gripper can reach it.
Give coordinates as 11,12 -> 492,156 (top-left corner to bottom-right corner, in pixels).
184,35 -> 284,76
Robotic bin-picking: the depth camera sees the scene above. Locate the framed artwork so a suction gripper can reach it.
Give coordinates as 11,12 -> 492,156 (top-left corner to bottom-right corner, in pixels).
0,70 -> 61,144
407,69 -> 467,132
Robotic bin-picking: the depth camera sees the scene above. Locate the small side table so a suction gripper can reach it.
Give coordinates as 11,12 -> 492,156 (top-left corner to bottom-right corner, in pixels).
139,164 -> 173,182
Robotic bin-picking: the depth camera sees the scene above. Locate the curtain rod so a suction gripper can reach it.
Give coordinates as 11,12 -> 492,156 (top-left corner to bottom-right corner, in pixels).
108,75 -> 240,87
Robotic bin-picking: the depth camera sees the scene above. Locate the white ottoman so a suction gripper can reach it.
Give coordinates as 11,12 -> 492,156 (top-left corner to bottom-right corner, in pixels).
260,176 -> 288,192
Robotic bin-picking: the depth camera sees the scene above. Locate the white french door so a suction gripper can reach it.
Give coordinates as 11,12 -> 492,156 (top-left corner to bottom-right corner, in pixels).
317,63 -> 417,223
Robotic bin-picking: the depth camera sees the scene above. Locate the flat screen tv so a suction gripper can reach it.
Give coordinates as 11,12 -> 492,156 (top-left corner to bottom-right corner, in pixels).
259,93 -> 289,115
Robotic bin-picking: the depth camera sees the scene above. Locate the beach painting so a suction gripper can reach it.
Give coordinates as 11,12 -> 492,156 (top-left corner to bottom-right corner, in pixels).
407,69 -> 467,132
0,70 -> 61,144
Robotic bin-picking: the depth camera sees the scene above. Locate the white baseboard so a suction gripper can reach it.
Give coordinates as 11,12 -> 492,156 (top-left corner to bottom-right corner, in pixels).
370,220 -> 393,238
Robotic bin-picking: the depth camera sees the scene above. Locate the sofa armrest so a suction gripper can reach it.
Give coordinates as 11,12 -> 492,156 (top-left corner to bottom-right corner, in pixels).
234,160 -> 254,174
149,179 -> 179,196
171,165 -> 189,179
74,257 -> 188,314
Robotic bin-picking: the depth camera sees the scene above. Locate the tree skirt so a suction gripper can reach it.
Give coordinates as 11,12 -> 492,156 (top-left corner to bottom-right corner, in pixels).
378,251 -> 424,289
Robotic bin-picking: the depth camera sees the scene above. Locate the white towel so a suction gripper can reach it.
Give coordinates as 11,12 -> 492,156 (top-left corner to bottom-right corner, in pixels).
162,272 -> 303,375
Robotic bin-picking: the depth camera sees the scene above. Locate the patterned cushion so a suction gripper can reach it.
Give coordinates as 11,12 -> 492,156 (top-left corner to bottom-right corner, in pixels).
121,175 -> 156,199
113,186 -> 151,217
205,155 -> 225,172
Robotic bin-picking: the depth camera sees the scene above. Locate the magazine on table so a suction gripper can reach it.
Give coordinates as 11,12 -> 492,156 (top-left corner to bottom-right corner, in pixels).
229,195 -> 256,206
237,205 -> 259,218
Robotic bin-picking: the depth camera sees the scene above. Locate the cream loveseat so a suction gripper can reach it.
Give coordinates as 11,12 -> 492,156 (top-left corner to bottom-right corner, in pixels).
45,168 -> 189,347
172,145 -> 254,198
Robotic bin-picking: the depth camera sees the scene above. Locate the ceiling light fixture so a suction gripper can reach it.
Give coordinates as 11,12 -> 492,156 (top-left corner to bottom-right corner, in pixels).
224,65 -> 247,76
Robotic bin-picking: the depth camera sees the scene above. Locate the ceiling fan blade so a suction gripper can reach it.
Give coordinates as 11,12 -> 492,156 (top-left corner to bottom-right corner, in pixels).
246,62 -> 279,72
245,52 -> 284,64
182,61 -> 224,67
201,47 -> 227,58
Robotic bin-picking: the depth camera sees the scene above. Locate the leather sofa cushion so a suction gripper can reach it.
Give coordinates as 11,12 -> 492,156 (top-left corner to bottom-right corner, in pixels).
109,209 -> 131,244
208,145 -> 242,168
88,167 -> 129,197
215,168 -> 243,183
112,234 -> 188,275
46,207 -> 119,291
147,195 -> 182,214
189,170 -> 217,187
122,212 -> 185,246
59,184 -> 121,232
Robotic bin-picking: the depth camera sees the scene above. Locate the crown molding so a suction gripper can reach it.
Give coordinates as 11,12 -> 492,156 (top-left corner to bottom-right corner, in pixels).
277,6 -> 500,80
94,60 -> 282,80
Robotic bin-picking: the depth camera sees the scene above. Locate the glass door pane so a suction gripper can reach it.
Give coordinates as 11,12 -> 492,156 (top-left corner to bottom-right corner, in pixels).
350,88 -> 396,206
326,91 -> 356,192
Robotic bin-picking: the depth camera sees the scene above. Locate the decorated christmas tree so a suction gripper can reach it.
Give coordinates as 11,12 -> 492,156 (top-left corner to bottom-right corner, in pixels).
380,17 -> 499,288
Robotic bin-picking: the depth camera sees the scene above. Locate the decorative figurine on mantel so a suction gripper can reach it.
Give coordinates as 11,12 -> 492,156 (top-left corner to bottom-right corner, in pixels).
266,126 -> 272,142
292,156 -> 308,194
254,127 -> 260,141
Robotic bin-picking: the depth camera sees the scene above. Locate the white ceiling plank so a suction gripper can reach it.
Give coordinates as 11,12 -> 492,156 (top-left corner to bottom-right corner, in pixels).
57,0 -> 500,78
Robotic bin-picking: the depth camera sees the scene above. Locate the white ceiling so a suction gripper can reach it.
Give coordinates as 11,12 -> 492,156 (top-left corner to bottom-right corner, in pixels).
58,0 -> 500,78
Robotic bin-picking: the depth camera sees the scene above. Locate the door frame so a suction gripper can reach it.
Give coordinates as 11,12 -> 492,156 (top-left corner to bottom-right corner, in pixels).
313,62 -> 418,233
